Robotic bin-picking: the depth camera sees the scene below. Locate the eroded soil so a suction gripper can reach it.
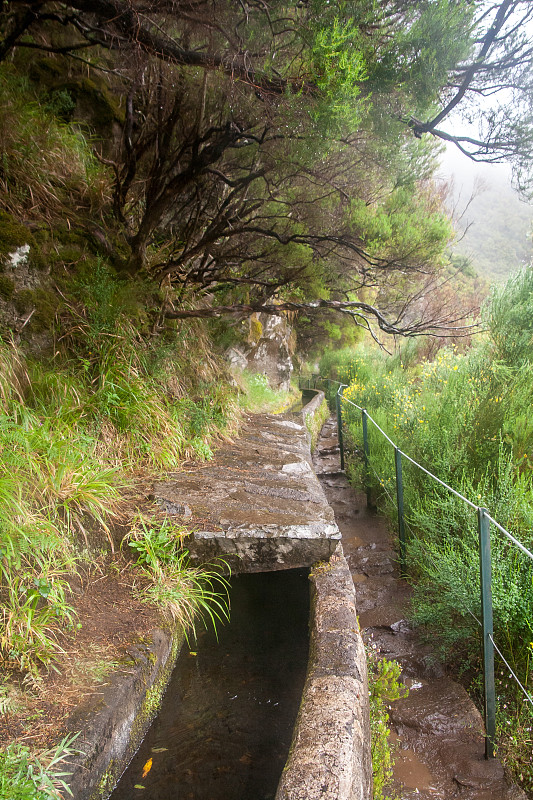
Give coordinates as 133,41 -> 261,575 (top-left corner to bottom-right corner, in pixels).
0,555 -> 163,752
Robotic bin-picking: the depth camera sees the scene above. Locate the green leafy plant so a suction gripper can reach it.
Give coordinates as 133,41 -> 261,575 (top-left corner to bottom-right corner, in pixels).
0,562 -> 76,675
367,648 -> 407,800
496,691 -> 533,793
239,371 -> 296,413
0,734 -> 80,800
125,516 -> 188,568
125,516 -> 231,640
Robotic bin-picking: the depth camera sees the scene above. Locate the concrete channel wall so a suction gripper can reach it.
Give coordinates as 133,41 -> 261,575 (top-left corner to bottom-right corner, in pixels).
65,625 -> 185,800
276,545 -> 372,800
65,392 -> 372,800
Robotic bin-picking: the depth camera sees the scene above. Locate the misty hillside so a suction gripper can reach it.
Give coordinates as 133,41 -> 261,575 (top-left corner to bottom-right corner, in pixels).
438,149 -> 533,282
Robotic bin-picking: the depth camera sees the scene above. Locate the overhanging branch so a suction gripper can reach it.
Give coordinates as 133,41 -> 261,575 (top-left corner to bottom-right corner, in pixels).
163,299 -> 480,338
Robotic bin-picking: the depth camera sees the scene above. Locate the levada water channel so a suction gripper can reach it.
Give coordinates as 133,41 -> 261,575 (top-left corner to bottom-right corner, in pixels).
109,568 -> 310,800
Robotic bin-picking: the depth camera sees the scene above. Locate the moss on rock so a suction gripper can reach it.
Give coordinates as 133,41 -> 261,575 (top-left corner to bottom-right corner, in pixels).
249,314 -> 263,344
0,211 -> 31,258
28,57 -> 123,134
13,289 -> 34,313
0,275 -> 15,300
305,396 -> 329,452
30,288 -> 59,330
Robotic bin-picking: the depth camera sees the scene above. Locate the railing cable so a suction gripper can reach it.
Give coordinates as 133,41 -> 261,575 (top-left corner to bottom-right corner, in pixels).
489,634 -> 533,709
485,513 -> 533,564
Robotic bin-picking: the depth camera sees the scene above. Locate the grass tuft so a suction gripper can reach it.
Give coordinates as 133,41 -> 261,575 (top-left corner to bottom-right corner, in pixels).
125,516 -> 231,641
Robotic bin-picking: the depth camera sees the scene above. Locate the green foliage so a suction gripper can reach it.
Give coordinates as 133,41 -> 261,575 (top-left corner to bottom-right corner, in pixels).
496,700 -> 533,793
0,561 -> 76,675
310,16 -> 368,131
487,267 -> 533,366
0,64 -> 108,216
0,734 -> 79,800
370,0 -> 473,111
126,516 -> 231,641
238,371 -> 297,413
367,648 -> 407,800
347,187 -> 452,263
125,516 -> 187,569
407,452 -> 533,666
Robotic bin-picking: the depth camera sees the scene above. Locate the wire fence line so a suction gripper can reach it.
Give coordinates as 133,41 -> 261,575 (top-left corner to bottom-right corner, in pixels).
340,392 -> 479,509
301,374 -> 533,760
489,635 -> 533,710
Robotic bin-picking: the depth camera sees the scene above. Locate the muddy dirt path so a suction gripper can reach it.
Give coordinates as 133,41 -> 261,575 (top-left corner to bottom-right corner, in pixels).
313,417 -> 525,800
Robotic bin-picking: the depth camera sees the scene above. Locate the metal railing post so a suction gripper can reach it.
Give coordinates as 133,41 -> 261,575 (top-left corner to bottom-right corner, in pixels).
395,447 -> 406,575
478,506 -> 496,759
362,409 -> 371,507
336,386 -> 345,471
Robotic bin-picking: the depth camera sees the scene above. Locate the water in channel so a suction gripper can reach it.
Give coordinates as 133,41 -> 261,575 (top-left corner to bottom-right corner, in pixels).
110,568 -> 310,800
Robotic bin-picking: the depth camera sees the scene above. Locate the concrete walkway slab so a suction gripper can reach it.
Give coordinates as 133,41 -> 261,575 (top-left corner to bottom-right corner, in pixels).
154,412 -> 341,572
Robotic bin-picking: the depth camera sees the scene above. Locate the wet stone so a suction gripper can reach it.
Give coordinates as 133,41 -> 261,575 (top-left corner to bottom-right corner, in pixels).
156,499 -> 192,518
153,412 -> 340,573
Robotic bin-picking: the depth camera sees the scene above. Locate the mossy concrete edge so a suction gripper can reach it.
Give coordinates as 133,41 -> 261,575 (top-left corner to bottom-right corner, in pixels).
299,389 -> 329,452
276,544 -> 372,800
64,623 -> 185,800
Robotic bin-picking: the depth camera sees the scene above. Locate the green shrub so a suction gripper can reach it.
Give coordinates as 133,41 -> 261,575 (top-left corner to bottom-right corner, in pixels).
238,370 -> 296,413
367,649 -> 407,800
0,734 -> 79,800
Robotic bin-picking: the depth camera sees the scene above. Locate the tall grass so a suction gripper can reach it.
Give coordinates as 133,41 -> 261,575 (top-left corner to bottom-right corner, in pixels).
0,733 -> 80,800
238,370 -> 297,413
0,297 -> 239,675
0,65 -> 109,218
125,516 -> 231,641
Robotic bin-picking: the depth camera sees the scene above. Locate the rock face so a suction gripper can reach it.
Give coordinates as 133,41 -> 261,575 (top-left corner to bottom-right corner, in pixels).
227,312 -> 294,390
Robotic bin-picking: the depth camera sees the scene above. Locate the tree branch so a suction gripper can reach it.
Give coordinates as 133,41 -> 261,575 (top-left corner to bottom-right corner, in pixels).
163,299 -> 479,338
61,0 -> 318,96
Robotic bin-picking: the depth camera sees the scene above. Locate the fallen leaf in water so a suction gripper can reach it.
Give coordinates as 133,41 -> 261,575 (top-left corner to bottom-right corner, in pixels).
134,785 -> 145,790
189,651 -> 197,656
151,747 -> 168,753
142,758 -> 153,778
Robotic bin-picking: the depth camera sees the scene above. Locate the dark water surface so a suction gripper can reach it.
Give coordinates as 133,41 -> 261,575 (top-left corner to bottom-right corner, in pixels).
110,568 -> 310,800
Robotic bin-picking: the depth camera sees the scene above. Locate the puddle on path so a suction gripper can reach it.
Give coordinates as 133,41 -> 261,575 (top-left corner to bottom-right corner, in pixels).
389,732 -> 438,793
313,417 -> 524,800
109,569 -> 309,800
